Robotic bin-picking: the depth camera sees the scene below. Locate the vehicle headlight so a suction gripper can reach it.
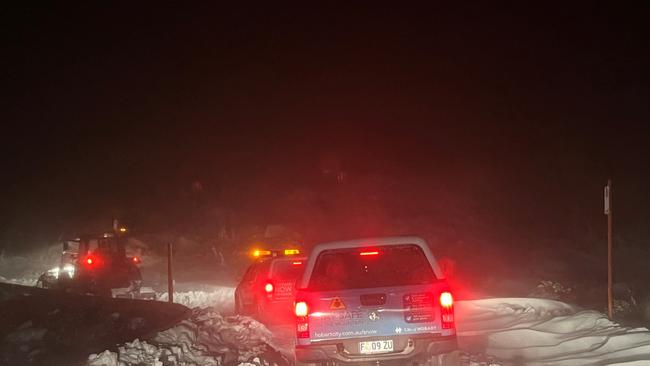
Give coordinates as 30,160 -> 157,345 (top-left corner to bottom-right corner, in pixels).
47,267 -> 60,279
62,264 -> 75,278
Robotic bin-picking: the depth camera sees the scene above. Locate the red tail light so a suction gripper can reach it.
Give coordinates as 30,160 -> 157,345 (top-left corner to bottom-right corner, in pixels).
83,255 -> 103,268
264,282 -> 274,294
132,256 -> 141,264
440,291 -> 453,307
295,301 -> 308,316
292,261 -> 303,266
295,301 -> 310,338
84,255 -> 99,266
439,291 -> 455,329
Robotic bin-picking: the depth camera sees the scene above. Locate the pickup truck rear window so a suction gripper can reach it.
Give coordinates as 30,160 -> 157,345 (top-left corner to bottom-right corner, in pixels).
308,244 -> 437,291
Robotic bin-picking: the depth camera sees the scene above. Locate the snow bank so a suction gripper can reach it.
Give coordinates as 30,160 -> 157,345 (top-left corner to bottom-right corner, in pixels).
87,307 -> 285,366
457,298 -> 650,365
0,275 -> 39,286
88,338 -> 220,366
90,297 -> 650,365
156,287 -> 235,312
0,245 -> 62,286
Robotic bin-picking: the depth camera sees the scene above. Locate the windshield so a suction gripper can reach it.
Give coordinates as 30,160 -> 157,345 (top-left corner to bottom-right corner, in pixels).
308,244 -> 436,291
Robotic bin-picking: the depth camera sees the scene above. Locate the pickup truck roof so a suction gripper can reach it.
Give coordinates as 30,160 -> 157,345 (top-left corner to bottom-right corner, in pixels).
298,236 -> 444,289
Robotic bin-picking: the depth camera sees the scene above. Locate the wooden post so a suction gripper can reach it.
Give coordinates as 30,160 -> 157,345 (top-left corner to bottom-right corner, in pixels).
168,242 -> 174,303
606,179 -> 613,319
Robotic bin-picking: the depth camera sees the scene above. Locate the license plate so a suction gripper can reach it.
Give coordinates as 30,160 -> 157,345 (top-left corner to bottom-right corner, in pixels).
358,340 -> 393,354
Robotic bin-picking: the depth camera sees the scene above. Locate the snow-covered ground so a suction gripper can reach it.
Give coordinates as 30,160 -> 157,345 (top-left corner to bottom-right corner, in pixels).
87,307 -> 282,366
85,295 -> 650,366
156,286 -> 235,313
4,245 -> 650,365
0,244 -> 62,286
456,298 -> 650,365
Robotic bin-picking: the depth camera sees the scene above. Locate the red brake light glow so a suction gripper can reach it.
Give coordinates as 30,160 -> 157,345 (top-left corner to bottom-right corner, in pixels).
295,300 -> 310,338
359,251 -> 379,256
440,291 -> 453,308
439,291 -> 455,329
295,301 -> 309,317
84,255 -> 101,267
292,261 -> 303,266
132,256 -> 141,264
264,282 -> 274,294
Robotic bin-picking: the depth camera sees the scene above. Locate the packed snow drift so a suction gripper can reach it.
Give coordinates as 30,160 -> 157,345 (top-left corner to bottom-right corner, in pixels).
4,242 -> 650,365
157,286 -> 235,313
0,282 -> 190,366
84,297 -> 650,366
456,298 -> 650,365
87,307 -> 286,366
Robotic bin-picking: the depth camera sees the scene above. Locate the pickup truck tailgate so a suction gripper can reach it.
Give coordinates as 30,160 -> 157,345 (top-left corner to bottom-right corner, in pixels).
304,284 -> 450,342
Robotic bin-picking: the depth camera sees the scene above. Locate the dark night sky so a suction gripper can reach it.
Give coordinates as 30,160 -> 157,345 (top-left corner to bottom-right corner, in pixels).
1,3 -> 649,249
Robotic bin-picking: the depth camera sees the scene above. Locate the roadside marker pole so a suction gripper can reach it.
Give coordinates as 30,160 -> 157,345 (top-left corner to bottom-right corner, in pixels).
605,179 -> 613,319
168,242 -> 174,303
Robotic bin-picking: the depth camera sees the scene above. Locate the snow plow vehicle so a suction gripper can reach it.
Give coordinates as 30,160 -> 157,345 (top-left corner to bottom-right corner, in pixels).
37,226 -> 155,299
294,236 -> 459,366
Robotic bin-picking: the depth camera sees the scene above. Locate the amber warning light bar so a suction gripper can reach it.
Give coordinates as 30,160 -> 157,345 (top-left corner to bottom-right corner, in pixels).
252,249 -> 272,257
251,248 -> 300,258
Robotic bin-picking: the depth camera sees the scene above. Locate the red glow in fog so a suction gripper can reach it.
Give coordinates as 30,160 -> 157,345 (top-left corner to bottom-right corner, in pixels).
359,251 -> 379,256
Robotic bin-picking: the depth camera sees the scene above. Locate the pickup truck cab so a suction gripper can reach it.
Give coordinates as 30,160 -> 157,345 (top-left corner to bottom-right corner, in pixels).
294,236 -> 458,365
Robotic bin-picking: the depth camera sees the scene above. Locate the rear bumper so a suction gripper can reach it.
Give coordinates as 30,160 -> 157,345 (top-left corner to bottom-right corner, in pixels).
295,334 -> 457,363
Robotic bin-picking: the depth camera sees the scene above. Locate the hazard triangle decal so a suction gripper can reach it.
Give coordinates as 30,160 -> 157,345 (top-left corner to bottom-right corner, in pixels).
329,297 -> 346,310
